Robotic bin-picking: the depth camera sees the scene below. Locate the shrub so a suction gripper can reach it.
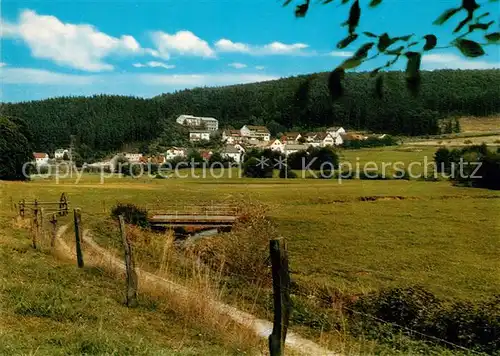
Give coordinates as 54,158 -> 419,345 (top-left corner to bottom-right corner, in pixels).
351,286 -> 500,354
464,139 -> 473,144
110,203 -> 149,228
242,157 -> 273,178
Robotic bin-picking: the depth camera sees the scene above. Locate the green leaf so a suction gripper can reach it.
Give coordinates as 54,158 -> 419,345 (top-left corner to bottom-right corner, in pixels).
485,32 -> 500,43
339,57 -> 363,70
377,33 -> 392,52
363,31 -> 378,38
337,34 -> 358,49
433,8 -> 461,25
423,34 -> 437,51
455,39 -> 485,57
283,0 -> 294,6
385,45 -> 405,55
405,52 -> 422,96
328,68 -> 345,101
469,21 -> 494,31
463,0 -> 480,16
295,0 -> 310,17
369,0 -> 382,7
476,12 -> 490,20
394,34 -> 414,42
341,0 -> 350,4
354,42 -> 375,58
347,0 -> 361,34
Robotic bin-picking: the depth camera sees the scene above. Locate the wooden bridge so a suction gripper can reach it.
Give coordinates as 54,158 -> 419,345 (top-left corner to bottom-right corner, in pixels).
148,204 -> 239,231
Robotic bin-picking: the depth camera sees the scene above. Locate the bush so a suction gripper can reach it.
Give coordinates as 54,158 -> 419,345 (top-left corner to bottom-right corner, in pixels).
242,157 -> 273,178
351,286 -> 500,354
110,203 -> 149,228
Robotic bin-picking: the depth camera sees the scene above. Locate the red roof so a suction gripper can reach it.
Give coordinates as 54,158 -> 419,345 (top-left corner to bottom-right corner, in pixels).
33,153 -> 48,159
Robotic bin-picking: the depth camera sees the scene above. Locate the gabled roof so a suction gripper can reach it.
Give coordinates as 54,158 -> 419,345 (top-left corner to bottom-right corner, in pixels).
315,132 -> 333,141
327,126 -> 343,131
33,152 -> 48,159
244,125 -> 270,133
304,132 -> 318,138
283,132 -> 301,139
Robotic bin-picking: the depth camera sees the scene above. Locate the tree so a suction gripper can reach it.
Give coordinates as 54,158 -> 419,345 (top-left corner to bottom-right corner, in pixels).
434,147 -> 451,173
0,116 -> 33,181
243,157 -> 274,178
284,0 -> 500,98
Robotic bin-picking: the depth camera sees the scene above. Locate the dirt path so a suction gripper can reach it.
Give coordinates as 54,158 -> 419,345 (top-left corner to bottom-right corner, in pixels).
55,225 -> 338,356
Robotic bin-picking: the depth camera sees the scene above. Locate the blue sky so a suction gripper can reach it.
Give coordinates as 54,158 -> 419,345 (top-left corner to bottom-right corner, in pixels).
1,0 -> 499,102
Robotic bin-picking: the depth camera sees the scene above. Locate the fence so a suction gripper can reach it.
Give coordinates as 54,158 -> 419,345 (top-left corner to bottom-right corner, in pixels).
12,198 -> 486,355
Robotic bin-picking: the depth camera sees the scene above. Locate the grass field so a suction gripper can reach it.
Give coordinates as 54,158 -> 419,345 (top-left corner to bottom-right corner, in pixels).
1,146 -> 499,354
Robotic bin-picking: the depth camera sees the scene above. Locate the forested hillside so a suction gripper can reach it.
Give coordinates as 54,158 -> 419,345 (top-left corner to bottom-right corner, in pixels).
1,69 -> 498,157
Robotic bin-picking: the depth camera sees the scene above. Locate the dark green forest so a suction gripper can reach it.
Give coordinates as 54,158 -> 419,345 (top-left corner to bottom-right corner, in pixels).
1,69 -> 498,157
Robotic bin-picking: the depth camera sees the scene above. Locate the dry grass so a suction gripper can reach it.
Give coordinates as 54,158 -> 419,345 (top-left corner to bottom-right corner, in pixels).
55,222 -> 265,355
459,116 -> 500,133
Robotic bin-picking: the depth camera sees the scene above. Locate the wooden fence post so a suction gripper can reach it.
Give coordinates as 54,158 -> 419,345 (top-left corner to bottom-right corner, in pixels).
32,203 -> 39,249
40,207 -> 44,230
50,214 -> 57,248
73,208 -> 84,268
268,238 -> 291,356
19,199 -> 25,218
119,215 -> 138,307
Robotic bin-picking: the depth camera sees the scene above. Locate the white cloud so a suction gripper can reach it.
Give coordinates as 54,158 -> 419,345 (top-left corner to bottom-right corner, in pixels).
139,73 -> 278,86
255,65 -> 265,70
0,62 -> 6,67
215,39 -> 250,53
0,67 -> 94,85
1,67 -> 277,88
151,30 -> 215,59
134,61 -> 175,69
422,53 -> 500,70
328,51 -> 354,58
215,38 -> 311,56
1,10 -> 143,71
228,62 -> 247,69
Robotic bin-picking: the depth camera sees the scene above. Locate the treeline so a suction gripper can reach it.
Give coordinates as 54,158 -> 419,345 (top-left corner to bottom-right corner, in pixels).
1,70 -> 499,157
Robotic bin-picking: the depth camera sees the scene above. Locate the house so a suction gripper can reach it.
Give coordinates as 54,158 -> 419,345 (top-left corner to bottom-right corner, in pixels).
124,153 -> 143,162
33,152 -> 49,166
176,115 -> 219,131
326,127 -> 346,138
266,139 -> 284,153
221,145 -> 243,164
303,132 -> 318,143
54,149 -> 69,160
283,144 -> 308,156
314,132 -> 342,147
189,130 -> 211,142
165,147 -> 186,161
233,143 -> 246,154
281,132 -> 302,144
222,129 -> 243,144
240,125 -> 271,141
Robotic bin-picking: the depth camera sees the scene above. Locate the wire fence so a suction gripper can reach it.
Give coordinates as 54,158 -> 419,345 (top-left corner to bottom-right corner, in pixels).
10,195 -> 492,355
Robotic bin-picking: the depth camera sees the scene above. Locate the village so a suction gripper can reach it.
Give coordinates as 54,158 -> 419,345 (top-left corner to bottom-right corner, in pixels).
32,114 -> 378,168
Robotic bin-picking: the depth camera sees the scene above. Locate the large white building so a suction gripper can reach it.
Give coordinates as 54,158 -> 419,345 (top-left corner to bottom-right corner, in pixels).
240,125 -> 271,141
176,115 -> 219,131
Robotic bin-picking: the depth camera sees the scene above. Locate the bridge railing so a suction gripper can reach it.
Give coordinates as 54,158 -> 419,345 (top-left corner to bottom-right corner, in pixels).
148,204 -> 239,218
